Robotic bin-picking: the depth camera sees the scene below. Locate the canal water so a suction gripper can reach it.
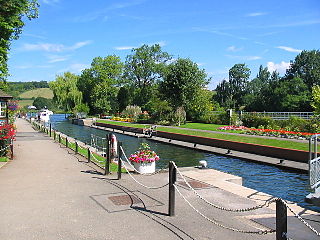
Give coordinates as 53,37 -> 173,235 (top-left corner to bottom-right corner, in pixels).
50,114 -> 319,212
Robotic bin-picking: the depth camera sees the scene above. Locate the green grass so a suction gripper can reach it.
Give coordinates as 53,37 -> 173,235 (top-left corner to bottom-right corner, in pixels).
18,99 -> 34,108
98,120 -> 310,151
0,157 -> 8,162
19,88 -> 53,99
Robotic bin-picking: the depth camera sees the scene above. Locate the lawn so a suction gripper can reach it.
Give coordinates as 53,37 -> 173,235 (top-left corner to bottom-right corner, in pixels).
97,120 -> 310,151
19,88 -> 53,99
0,157 -> 7,162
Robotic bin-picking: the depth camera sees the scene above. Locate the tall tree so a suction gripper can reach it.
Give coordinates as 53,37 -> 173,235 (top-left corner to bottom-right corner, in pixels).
228,63 -> 250,109
285,50 -> 320,90
160,58 -> 209,117
124,44 -> 171,107
0,0 -> 39,86
77,55 -> 123,114
49,72 -> 82,112
311,85 -> 320,114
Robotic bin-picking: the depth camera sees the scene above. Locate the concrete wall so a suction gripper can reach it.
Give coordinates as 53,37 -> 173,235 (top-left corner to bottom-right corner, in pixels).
95,122 -> 309,163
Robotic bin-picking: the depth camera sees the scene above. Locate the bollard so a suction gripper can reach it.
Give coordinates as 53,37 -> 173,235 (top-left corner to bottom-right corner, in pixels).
276,199 -> 287,240
10,141 -> 13,159
49,124 -> 52,137
87,147 -> 91,163
105,134 -> 110,175
66,137 -> 68,148
117,142 -> 122,180
169,161 -> 177,216
75,139 -> 78,154
59,134 -> 61,143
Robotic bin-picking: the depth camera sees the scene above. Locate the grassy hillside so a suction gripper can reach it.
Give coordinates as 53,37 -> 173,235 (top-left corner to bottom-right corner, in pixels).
19,88 -> 53,99
18,99 -> 34,108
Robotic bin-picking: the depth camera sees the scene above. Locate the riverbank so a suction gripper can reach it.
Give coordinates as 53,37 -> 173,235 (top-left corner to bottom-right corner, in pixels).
77,119 -> 309,172
1,118 -> 319,240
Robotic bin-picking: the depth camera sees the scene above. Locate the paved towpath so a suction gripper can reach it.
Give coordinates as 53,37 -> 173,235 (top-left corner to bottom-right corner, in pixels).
0,118 -> 318,239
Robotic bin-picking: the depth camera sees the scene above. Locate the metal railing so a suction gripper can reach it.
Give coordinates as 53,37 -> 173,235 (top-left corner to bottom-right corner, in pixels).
309,134 -> 320,190
242,112 -> 314,120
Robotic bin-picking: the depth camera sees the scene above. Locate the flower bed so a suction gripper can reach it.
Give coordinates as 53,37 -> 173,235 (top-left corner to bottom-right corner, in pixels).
218,125 -> 318,139
111,116 -> 134,122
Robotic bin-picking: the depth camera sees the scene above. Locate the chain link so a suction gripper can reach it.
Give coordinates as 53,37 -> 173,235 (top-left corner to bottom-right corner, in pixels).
279,198 -> 320,236
120,146 -> 168,176
172,161 -> 277,212
174,184 -> 275,235
119,157 -> 169,189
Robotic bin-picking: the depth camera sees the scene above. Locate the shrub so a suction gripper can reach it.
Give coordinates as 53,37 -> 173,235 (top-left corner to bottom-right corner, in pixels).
242,115 -> 274,128
122,105 -> 142,122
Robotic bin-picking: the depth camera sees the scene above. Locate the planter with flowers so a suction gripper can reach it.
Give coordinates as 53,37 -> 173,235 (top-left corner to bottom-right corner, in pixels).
129,143 -> 160,174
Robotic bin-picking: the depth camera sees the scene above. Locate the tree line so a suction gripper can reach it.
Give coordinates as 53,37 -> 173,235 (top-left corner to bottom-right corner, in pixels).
215,50 -> 320,112
50,45 -> 319,123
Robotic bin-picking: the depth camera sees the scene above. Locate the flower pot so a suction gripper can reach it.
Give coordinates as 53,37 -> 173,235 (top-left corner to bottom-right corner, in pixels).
132,161 -> 155,174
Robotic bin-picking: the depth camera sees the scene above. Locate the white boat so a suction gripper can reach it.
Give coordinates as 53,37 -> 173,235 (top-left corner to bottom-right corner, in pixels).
38,109 -> 53,123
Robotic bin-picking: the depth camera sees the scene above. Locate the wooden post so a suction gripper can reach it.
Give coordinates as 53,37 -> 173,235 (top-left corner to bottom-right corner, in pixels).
10,139 -> 13,159
105,134 -> 110,175
49,123 -> 52,137
59,134 -> 61,143
54,130 -> 56,140
169,161 -> 177,216
66,137 -> 68,148
276,199 -> 287,240
117,142 -> 122,180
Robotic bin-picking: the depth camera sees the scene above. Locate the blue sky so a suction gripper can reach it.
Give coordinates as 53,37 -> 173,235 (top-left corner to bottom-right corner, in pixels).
8,0 -> 320,89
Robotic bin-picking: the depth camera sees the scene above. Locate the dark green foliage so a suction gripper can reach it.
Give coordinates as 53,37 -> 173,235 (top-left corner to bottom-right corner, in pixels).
0,0 -> 39,83
242,115 -> 274,128
33,97 -> 53,110
285,50 -> 320,90
160,58 -> 209,118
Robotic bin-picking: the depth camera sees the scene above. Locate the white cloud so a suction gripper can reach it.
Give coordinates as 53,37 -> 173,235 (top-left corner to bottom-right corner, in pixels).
58,63 -> 90,74
114,41 -> 166,51
246,12 -> 267,17
226,55 -> 262,61
276,46 -> 302,53
47,54 -> 70,63
226,46 -> 243,52
43,0 -> 60,5
114,46 -> 136,51
267,61 -> 291,74
21,41 -> 92,52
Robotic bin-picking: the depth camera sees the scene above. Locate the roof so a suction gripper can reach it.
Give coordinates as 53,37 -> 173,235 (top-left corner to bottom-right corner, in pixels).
0,90 -> 13,99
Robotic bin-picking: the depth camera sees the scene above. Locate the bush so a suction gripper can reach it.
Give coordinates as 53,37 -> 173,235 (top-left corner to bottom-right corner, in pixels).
242,115 -> 274,128
122,105 -> 142,122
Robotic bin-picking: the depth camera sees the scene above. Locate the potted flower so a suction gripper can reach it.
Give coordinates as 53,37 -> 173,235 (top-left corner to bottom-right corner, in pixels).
129,143 -> 160,174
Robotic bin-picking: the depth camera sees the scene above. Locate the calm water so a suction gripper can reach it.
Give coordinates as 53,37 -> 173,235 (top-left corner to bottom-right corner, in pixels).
49,114 -> 319,212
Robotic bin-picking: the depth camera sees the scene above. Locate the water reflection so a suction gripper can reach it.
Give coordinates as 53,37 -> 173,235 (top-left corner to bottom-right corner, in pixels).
49,114 -> 319,212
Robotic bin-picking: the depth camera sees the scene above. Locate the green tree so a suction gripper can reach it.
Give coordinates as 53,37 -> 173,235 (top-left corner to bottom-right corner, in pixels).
33,97 -> 53,110
311,85 -> 320,114
160,58 -> 209,118
49,72 -> 82,112
285,50 -> 320,90
244,65 -> 270,111
228,63 -> 250,109
117,86 -> 132,112
273,77 -> 311,111
77,55 -> 123,114
124,44 -> 171,107
0,0 -> 39,85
